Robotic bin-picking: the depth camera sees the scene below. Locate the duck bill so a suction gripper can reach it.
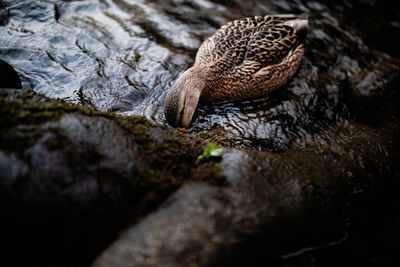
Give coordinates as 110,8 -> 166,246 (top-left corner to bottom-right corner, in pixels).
180,88 -> 201,128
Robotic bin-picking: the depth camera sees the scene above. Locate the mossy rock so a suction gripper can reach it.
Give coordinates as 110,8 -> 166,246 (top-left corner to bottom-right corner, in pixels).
0,88 -> 225,264
1,88 -> 399,266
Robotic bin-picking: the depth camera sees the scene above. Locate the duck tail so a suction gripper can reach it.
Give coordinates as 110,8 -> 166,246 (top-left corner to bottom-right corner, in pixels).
271,14 -> 309,44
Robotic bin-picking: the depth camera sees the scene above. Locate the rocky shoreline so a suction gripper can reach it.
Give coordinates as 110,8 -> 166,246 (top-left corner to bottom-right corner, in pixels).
1,85 -> 399,265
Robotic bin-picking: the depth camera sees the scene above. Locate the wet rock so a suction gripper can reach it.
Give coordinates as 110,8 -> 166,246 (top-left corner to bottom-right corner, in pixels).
0,88 -> 224,264
0,59 -> 22,89
0,87 -> 399,266
94,121 -> 399,266
93,114 -> 400,266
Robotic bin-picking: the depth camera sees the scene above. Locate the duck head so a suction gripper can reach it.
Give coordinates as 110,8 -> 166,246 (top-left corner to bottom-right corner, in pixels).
164,66 -> 206,128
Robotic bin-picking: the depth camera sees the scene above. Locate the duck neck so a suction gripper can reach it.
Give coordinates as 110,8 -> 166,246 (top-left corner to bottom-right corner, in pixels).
181,66 -> 208,94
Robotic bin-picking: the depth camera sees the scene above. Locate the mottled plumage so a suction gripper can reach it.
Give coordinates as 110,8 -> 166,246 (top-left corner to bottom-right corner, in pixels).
165,14 -> 308,128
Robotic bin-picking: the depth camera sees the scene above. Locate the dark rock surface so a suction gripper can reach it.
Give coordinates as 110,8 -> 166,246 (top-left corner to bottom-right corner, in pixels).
1,76 -> 399,266
0,89 -> 224,264
0,59 -> 22,88
94,127 -> 399,266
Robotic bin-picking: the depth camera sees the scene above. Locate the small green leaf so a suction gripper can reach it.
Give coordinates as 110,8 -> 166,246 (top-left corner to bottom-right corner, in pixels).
196,143 -> 223,162
210,148 -> 223,157
204,143 -> 216,154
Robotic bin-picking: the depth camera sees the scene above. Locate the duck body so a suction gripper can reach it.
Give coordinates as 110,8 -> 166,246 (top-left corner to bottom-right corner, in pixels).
164,14 -> 308,128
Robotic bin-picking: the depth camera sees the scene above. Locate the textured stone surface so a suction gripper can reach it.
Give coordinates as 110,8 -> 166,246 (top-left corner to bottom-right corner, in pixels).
0,89 -> 224,264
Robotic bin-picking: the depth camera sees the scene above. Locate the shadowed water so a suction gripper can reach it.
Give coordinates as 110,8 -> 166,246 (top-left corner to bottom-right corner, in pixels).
1,0 -> 399,151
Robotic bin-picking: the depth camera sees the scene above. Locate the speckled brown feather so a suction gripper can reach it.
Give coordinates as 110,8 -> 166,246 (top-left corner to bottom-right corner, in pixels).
195,15 -> 306,102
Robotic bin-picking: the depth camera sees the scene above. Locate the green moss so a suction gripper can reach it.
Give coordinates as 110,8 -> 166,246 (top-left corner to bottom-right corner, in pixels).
107,117 -> 226,221
0,89 -> 226,223
192,161 -> 226,186
195,126 -> 230,147
131,128 -> 226,186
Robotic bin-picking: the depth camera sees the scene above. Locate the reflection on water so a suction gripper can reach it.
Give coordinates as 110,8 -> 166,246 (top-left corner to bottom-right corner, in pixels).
0,0 -> 398,152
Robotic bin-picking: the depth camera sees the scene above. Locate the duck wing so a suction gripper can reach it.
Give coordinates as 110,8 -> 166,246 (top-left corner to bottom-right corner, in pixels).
195,14 -> 306,72
196,15 -> 308,102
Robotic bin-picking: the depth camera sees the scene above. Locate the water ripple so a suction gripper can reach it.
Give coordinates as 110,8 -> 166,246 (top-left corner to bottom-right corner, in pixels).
0,0 -> 398,151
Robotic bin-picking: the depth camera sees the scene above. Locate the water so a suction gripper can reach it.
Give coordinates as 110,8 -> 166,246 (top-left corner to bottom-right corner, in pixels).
3,0 -> 398,152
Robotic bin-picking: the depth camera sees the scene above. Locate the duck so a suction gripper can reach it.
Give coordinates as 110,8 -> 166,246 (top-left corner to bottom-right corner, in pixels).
164,14 -> 308,128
